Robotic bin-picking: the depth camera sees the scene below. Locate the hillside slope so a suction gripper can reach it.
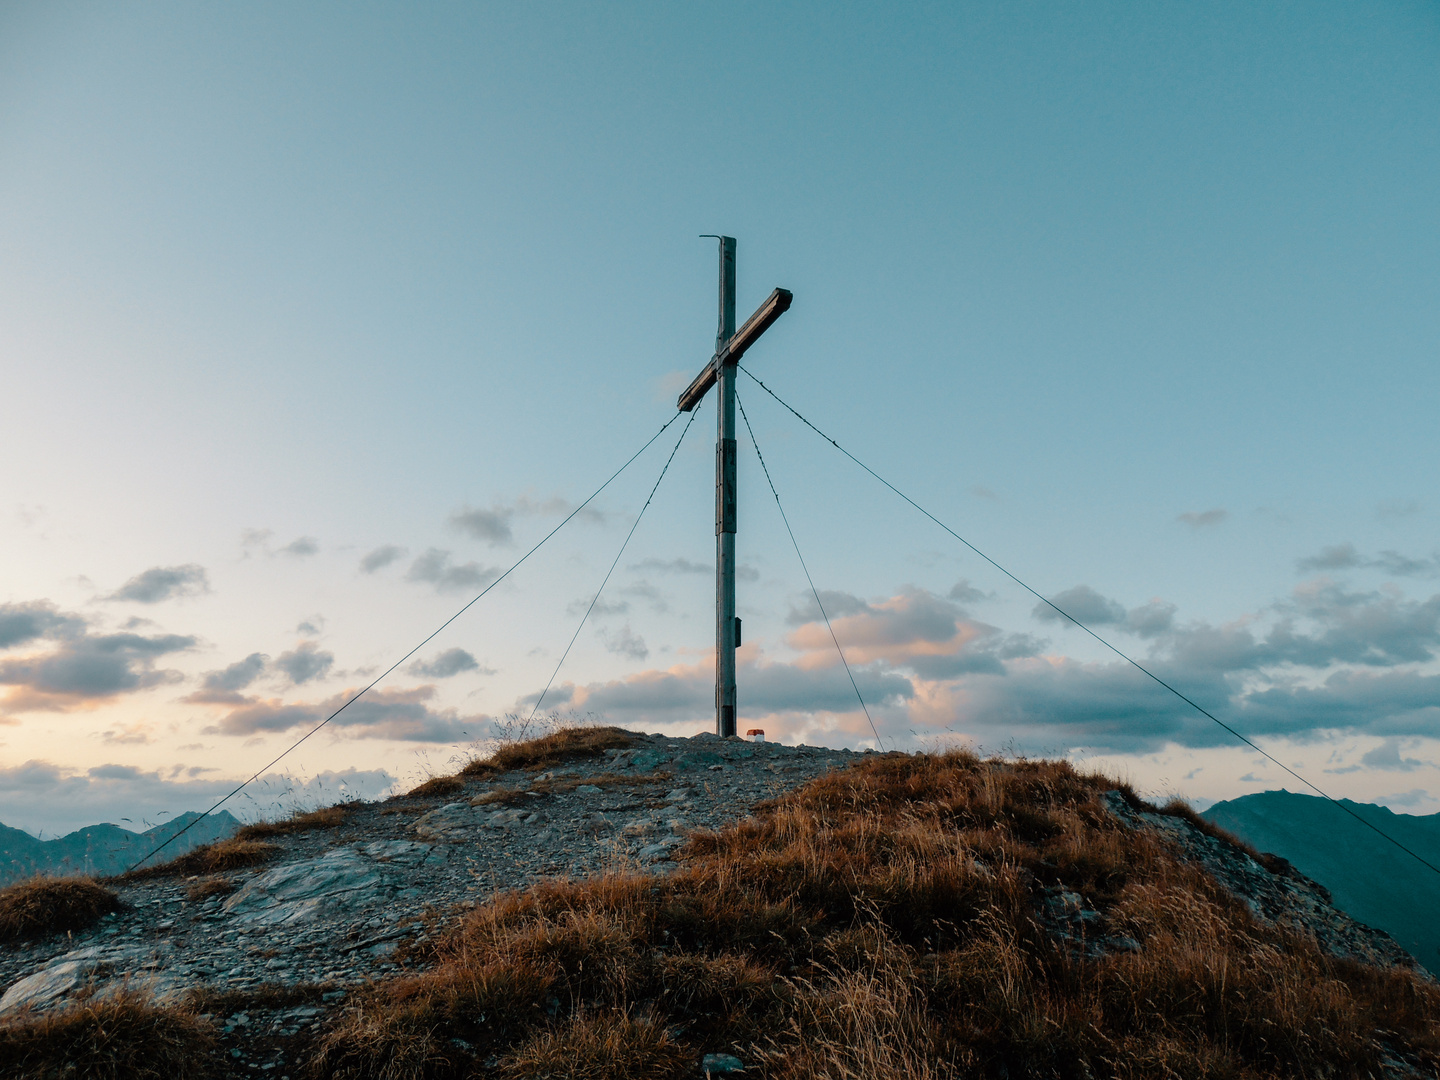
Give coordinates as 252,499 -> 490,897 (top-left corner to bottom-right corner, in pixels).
1204,790 -> 1440,975
0,810 -> 241,887
1,732 -> 1437,1079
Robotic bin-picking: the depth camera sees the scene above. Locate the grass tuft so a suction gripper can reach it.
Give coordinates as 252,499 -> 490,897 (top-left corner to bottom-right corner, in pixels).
185,876 -> 235,902
119,837 -> 279,880
0,876 -> 120,940
497,1010 -> 691,1080
237,803 -> 354,840
404,775 -> 466,799
462,726 -> 637,778
0,991 -> 218,1080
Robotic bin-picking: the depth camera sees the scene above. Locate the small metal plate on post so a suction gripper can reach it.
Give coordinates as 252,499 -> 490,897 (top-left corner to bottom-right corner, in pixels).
717,438 -> 737,534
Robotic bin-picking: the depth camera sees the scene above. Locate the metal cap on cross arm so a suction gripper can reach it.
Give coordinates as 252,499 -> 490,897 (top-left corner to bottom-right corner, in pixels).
678,237 -> 792,737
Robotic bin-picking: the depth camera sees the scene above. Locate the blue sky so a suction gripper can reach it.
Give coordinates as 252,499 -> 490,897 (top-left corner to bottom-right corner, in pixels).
2,1 -> 1438,835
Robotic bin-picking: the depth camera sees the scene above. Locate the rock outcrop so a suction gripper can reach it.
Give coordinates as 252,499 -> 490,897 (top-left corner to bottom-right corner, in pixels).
0,732 -> 859,1028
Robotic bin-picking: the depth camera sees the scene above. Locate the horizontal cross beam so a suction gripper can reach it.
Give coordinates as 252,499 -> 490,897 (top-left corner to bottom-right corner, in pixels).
678,287 -> 792,412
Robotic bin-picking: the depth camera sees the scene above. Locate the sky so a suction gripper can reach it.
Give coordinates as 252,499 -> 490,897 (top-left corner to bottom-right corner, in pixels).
2,1 -> 1438,836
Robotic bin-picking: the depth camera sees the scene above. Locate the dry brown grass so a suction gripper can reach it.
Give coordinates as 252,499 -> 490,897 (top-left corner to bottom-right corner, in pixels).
306,749 -> 1440,1080
185,875 -> 236,902
189,980 -> 335,1016
471,787 -> 534,807
404,775 -> 466,799
497,1011 -> 692,1079
119,837 -> 279,880
461,725 -> 637,778
0,876 -> 121,940
237,802 -> 355,839
0,990 -> 218,1079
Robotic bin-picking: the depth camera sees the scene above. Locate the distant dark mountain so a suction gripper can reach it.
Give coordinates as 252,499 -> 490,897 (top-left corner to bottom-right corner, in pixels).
0,811 -> 241,886
1203,790 -> 1440,974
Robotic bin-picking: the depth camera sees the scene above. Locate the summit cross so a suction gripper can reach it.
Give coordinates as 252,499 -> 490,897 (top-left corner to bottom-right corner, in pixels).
677,237 -> 792,737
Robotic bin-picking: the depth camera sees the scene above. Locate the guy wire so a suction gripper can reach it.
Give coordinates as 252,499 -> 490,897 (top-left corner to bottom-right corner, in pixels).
738,363 -> 1440,878
126,408 -> 688,873
736,388 -> 884,751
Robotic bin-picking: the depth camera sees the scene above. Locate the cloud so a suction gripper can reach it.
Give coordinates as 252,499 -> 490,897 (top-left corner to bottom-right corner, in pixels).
1373,551 -> 1439,577
1028,587 -> 1175,640
277,536 -> 319,558
1177,509 -> 1228,529
0,629 -> 196,712
1297,544 -> 1362,572
359,545 -> 406,574
105,564 -> 210,604
207,685 -> 480,742
450,496 -> 608,549
1125,600 -> 1177,637
187,653 -> 269,704
620,581 -> 669,613
241,531 -> 320,559
509,495 -> 607,525
100,722 -> 153,745
1298,544 -> 1440,578
600,625 -> 649,661
782,589 -> 1041,680
407,647 -> 486,679
1359,739 -> 1426,772
0,759 -> 396,838
1376,500 -> 1421,520
1376,789 -> 1433,809
560,653 -> 912,730
568,596 -> 629,617
0,601 -> 85,649
629,557 -> 709,575
533,572 -> 1440,756
1033,585 -> 1126,626
786,590 -> 872,626
450,506 -> 514,546
204,659 -> 260,696
406,549 -> 500,593
296,616 -> 325,637
948,580 -> 986,604
274,642 -> 334,685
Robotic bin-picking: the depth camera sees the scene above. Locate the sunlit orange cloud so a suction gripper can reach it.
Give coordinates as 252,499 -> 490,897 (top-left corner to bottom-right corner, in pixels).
902,677 -> 974,732
0,687 -> 125,715
785,590 -> 989,669
567,654 -> 712,712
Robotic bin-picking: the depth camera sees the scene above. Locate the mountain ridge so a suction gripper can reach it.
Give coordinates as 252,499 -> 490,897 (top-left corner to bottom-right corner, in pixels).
0,810 -> 242,886
1203,789 -> 1440,975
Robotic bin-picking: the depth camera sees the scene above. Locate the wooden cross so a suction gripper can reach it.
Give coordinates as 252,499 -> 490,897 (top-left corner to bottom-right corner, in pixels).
678,237 -> 792,737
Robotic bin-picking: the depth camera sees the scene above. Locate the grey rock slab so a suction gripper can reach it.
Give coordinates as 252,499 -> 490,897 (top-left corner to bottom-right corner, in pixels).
0,943 -> 187,1016
411,803 -> 477,841
223,841 -> 433,927
674,751 -> 724,771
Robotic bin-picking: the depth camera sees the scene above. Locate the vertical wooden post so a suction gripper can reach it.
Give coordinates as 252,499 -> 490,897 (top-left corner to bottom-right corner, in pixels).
714,237 -> 738,738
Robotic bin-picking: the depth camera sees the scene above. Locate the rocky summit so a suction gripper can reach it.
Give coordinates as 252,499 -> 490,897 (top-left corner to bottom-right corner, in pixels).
1,730 -> 1436,1079
0,731 -> 861,1070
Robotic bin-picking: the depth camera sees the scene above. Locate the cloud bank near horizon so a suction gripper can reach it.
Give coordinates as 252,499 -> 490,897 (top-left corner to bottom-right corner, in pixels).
3,538 -> 1438,789
525,573 -> 1440,759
